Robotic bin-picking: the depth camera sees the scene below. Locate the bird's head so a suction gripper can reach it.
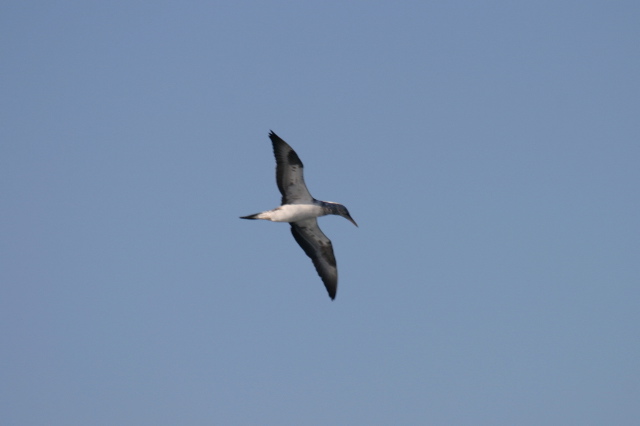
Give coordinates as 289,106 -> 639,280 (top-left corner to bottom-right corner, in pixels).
330,202 -> 358,227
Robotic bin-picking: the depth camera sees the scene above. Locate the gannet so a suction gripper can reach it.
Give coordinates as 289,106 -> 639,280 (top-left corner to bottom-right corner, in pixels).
241,131 -> 357,300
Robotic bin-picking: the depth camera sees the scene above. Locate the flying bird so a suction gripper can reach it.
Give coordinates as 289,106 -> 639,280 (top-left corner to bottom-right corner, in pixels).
240,131 -> 358,300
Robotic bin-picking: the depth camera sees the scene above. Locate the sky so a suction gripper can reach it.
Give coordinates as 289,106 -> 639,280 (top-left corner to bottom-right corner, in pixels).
1,1 -> 639,425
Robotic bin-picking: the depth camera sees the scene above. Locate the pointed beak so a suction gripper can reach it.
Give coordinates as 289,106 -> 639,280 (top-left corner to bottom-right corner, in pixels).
345,214 -> 358,227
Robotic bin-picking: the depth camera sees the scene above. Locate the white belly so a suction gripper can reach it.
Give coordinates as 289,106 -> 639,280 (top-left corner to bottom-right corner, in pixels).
268,204 -> 324,222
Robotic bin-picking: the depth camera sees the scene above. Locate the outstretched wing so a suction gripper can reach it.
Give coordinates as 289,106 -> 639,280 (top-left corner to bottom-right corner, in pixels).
270,131 -> 314,205
290,219 -> 338,300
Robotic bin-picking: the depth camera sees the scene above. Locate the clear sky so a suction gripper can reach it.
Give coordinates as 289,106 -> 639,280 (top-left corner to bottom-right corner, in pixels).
2,1 -> 639,425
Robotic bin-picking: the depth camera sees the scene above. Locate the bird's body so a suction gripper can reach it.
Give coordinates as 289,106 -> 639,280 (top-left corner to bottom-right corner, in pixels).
241,203 -> 325,223
240,131 -> 357,300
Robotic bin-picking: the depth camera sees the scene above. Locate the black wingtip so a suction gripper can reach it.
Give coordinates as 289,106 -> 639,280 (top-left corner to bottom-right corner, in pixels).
240,214 -> 259,220
269,130 -> 285,145
326,285 -> 337,300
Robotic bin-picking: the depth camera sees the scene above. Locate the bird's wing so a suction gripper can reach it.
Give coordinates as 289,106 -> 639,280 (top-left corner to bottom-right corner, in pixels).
270,131 -> 314,204
290,219 -> 337,299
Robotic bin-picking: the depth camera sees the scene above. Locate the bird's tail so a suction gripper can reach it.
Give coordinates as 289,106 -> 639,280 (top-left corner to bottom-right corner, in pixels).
240,213 -> 261,220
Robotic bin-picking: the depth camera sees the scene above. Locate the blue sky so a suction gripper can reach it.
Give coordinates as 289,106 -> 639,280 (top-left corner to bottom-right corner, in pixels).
2,1 -> 639,424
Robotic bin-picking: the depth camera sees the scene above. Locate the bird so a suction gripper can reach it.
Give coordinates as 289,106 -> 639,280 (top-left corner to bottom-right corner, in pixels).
240,131 -> 358,300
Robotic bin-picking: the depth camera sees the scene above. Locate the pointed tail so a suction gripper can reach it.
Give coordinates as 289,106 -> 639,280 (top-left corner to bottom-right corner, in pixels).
240,213 -> 260,220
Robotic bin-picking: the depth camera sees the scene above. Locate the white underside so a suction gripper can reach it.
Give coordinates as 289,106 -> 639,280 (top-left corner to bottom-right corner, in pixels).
257,204 -> 325,223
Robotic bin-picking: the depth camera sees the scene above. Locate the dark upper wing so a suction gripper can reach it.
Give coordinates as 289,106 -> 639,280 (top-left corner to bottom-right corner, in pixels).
269,131 -> 313,204
290,219 -> 338,300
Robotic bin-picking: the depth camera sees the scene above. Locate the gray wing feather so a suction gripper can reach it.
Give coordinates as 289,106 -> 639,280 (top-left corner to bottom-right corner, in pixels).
290,220 -> 337,299
270,131 -> 314,204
